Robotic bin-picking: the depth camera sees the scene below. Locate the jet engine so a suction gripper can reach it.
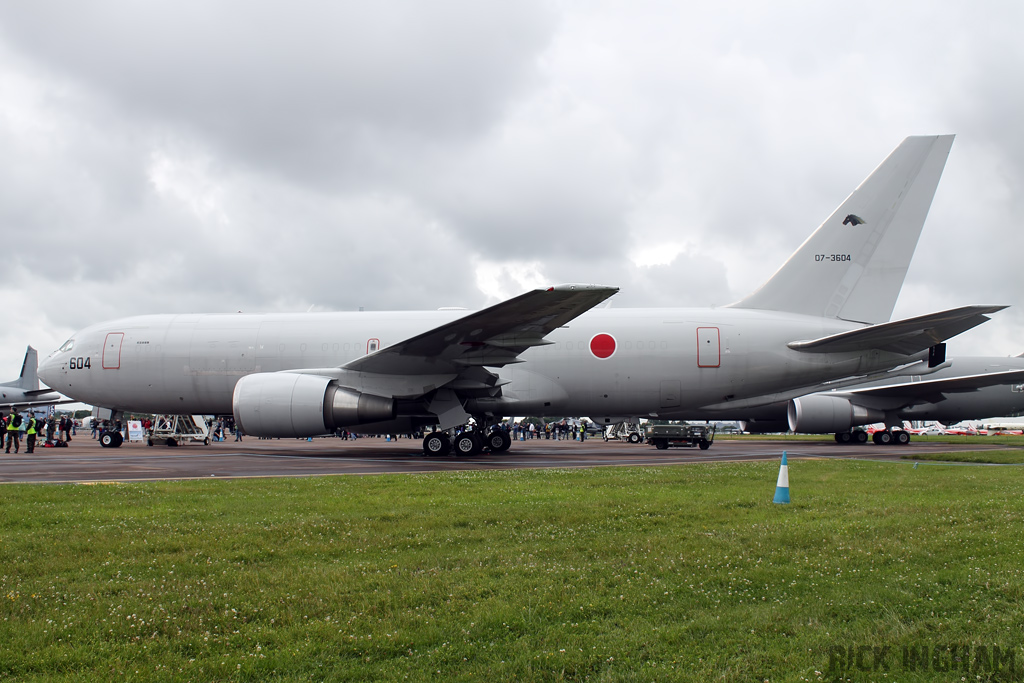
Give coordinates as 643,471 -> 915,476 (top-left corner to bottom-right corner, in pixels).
787,395 -> 884,434
232,372 -> 396,438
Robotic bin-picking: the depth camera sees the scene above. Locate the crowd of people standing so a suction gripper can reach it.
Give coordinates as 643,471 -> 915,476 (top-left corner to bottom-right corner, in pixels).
1,412 -> 76,453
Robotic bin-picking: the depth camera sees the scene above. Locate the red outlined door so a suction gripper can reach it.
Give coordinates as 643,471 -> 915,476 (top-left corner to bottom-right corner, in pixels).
367,338 -> 380,354
102,332 -> 124,369
696,327 -> 720,368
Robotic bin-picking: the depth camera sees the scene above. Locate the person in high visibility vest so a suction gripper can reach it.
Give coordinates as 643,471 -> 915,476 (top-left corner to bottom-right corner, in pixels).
5,412 -> 21,453
25,416 -> 37,454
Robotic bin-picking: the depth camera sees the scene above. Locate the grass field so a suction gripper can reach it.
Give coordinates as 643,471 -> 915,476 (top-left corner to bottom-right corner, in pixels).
901,450 -> 1024,464
2,460 -> 1024,681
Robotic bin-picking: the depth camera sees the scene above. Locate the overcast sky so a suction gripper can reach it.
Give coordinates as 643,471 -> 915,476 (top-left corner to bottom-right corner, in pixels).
1,1 -> 1022,380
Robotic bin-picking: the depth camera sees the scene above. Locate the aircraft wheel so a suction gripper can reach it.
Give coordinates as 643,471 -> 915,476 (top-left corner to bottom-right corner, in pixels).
422,432 -> 450,457
698,439 -> 711,450
453,432 -> 482,456
112,432 -> 123,447
872,430 -> 892,445
654,439 -> 668,450
99,431 -> 115,448
485,430 -> 512,453
895,431 -> 911,445
854,430 -> 869,444
835,431 -> 853,444
166,437 -> 178,447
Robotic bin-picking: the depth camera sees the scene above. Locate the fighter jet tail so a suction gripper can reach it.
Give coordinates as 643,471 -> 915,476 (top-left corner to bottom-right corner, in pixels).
729,135 -> 955,324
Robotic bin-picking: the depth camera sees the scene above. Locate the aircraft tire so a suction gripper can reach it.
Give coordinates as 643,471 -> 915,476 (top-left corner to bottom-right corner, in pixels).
895,431 -> 911,445
422,432 -> 450,457
854,430 -> 869,444
453,433 -> 482,457
872,430 -> 892,445
628,432 -> 642,444
835,431 -> 853,444
99,431 -> 115,448
485,430 -> 512,453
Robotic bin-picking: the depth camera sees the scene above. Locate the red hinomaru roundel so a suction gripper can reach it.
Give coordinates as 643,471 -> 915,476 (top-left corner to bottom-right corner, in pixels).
590,333 -> 616,359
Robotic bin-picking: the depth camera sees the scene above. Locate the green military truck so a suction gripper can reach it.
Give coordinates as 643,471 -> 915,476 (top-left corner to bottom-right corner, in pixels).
645,423 -> 715,450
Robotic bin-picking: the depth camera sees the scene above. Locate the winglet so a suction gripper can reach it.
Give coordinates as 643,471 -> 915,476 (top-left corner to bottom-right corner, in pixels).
729,135 -> 955,323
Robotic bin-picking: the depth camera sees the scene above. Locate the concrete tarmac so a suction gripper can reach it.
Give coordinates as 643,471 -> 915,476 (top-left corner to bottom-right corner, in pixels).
0,434 -> 1011,484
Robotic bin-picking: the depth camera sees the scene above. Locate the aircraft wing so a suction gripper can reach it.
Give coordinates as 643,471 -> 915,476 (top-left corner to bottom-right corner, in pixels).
787,305 -> 1007,355
0,391 -> 74,409
839,368 -> 1024,404
342,284 -> 619,375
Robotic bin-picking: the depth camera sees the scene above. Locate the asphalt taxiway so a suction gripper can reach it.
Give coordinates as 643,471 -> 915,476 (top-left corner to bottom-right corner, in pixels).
0,435 -> 1013,484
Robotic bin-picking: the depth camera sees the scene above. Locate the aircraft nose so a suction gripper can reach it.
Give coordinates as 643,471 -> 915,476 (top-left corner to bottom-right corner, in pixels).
37,352 -> 57,386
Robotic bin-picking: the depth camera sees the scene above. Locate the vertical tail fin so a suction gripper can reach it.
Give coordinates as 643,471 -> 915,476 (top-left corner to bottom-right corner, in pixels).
1,346 -> 39,391
729,135 -> 954,323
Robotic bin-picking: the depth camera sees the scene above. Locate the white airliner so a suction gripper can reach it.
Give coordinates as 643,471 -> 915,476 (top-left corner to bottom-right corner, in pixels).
38,135 -> 1006,455
698,355 -> 1024,444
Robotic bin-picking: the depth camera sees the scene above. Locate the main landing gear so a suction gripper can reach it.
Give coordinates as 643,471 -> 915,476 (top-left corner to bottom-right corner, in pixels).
834,429 -> 910,445
422,428 -> 512,457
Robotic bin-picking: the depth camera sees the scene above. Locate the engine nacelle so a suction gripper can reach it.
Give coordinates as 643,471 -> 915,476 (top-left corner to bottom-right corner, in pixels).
738,420 -> 790,434
232,372 -> 396,438
787,395 -> 884,434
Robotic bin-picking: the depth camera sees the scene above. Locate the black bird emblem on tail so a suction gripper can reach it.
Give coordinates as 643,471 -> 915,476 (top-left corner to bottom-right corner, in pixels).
843,214 -> 865,226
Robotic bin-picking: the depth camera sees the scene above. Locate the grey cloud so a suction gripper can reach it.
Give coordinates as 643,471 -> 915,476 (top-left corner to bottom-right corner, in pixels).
3,1 -> 1024,376
0,1 -> 555,187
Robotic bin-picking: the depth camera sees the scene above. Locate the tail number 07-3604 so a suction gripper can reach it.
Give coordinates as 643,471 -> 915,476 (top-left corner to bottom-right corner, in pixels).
815,254 -> 851,262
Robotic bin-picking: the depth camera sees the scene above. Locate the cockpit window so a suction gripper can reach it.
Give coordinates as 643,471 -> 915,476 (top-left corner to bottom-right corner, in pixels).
59,339 -> 74,352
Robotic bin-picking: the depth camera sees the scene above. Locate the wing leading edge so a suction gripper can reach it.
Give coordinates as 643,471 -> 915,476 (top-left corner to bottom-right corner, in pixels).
343,284 -> 619,376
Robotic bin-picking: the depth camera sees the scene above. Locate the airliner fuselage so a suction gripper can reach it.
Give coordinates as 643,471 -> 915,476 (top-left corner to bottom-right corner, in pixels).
40,307 -> 919,421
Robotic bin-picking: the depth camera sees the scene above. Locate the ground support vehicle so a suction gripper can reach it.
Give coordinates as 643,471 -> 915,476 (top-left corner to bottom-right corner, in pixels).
603,421 -> 644,443
645,424 -> 715,450
147,415 -> 211,447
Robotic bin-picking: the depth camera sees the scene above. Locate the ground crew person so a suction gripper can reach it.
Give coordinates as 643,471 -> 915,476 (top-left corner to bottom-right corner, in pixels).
25,416 -> 37,454
5,412 -> 21,453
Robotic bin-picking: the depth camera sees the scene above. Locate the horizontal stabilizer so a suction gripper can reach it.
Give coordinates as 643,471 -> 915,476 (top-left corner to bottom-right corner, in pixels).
788,305 -> 1007,355
22,388 -> 60,397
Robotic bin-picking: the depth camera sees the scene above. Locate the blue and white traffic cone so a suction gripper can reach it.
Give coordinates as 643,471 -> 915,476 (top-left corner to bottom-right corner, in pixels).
773,451 -> 790,504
